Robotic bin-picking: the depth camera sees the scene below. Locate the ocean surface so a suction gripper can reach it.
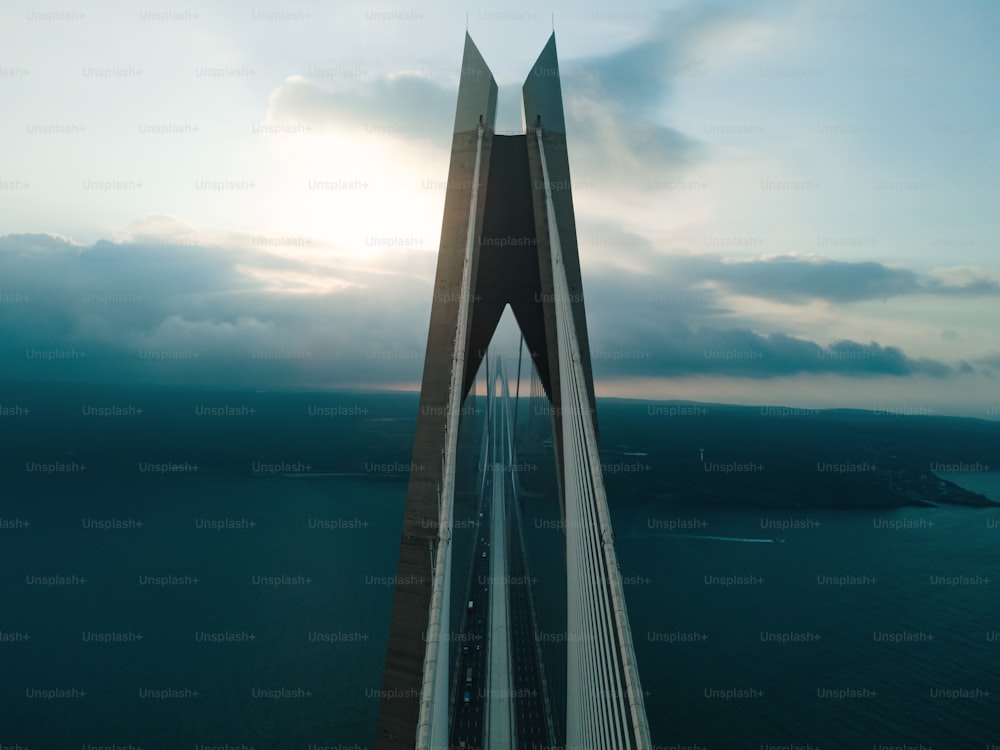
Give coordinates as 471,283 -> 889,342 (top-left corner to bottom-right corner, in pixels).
1,385 -> 998,747
1,473 -> 405,747
612,488 -> 1000,748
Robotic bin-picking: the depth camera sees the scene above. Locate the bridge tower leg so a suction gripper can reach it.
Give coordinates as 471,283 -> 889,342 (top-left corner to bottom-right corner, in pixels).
375,32 -> 600,749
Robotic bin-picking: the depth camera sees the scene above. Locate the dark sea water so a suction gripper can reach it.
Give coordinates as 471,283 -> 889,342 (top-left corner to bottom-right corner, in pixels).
1,384 -> 998,748
613,495 -> 1000,748
1,473 -> 405,748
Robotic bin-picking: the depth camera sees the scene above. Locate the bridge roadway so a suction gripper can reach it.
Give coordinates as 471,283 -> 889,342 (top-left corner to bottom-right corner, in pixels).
449,361 -> 555,749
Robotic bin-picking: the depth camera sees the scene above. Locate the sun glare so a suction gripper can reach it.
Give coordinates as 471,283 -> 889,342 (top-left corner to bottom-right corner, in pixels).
261,126 -> 448,258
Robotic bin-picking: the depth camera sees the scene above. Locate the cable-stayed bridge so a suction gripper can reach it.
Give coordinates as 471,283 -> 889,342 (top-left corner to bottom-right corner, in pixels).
375,32 -> 651,750
445,352 -> 558,748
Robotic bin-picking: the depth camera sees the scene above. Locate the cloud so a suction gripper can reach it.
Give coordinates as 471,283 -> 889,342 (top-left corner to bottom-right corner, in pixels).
0,231 -> 434,387
587,319 -> 955,380
553,3 -> 796,193
586,249 -> 1000,305
576,245 -> 967,380
973,352 -> 1000,377
558,8 -> 735,192
0,230 -> 970,389
569,4 -> 770,113
266,73 -> 456,147
708,256 -> 999,302
562,93 -> 704,192
925,266 -> 1000,296
265,13 -> 729,199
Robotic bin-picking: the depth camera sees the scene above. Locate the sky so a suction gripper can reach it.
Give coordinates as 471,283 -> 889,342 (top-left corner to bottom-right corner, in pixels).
0,0 -> 998,418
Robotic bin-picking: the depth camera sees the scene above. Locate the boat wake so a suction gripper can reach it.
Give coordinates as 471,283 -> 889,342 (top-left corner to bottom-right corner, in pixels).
634,533 -> 784,543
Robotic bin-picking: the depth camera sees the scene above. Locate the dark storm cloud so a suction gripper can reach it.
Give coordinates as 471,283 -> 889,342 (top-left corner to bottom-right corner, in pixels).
0,233 -> 433,387
0,233 -> 969,388
577,257 -> 957,379
586,322 -> 955,379
574,240 -> 983,379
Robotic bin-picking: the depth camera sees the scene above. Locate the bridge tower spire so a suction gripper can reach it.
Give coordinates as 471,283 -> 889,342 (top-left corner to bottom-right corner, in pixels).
375,32 -> 649,750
